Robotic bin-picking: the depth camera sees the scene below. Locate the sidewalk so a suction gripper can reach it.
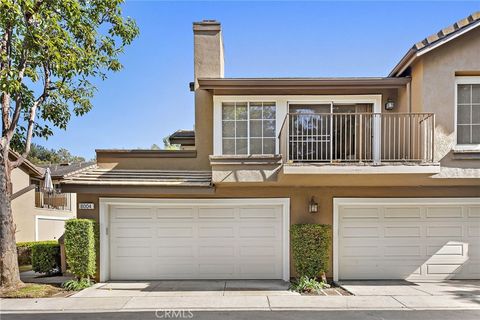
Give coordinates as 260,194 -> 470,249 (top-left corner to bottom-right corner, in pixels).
2,293 -> 480,313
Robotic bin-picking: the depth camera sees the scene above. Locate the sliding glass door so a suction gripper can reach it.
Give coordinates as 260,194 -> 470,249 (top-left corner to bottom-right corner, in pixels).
288,103 -> 373,162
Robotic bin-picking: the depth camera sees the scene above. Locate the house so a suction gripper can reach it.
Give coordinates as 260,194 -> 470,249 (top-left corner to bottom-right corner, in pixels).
11,152 -> 94,242
61,13 -> 480,282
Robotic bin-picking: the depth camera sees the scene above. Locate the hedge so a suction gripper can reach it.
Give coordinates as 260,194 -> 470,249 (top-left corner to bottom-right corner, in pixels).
17,241 -> 58,266
290,224 -> 332,279
64,219 -> 96,279
31,243 -> 61,275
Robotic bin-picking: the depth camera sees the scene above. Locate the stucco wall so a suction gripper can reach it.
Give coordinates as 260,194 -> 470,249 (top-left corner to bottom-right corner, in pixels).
414,27 -> 480,167
11,166 -> 77,242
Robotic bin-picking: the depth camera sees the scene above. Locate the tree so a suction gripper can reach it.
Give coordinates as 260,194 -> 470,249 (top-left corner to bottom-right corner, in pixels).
162,136 -> 180,150
14,143 -> 86,164
0,0 -> 138,288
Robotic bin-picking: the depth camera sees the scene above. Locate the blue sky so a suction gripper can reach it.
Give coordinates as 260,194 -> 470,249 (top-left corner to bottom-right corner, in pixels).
35,1 -> 480,160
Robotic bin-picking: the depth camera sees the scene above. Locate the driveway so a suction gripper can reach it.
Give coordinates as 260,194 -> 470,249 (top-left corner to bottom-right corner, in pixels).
339,280 -> 480,309
72,280 -> 300,297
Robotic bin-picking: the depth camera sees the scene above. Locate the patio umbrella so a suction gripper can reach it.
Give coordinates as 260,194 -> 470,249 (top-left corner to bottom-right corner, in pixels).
43,167 -> 54,194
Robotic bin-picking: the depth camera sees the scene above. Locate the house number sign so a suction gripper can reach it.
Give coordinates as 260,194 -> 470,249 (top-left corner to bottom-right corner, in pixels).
79,203 -> 95,210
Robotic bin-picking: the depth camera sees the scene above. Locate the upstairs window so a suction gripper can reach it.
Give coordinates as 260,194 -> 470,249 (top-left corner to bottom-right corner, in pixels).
457,78 -> 480,146
222,102 -> 276,155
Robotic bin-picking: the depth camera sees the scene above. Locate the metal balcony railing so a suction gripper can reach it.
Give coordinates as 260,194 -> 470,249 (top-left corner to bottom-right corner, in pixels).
278,113 -> 435,164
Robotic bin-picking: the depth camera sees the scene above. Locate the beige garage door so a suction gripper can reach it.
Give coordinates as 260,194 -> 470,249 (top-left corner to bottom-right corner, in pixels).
37,218 -> 67,241
337,199 -> 480,280
109,200 -> 286,280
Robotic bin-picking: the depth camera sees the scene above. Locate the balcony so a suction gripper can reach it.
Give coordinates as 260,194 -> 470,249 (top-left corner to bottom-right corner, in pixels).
279,112 -> 439,174
35,191 -> 73,211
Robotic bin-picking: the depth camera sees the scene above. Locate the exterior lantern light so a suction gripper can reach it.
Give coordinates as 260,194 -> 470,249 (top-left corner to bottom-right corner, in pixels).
385,98 -> 395,110
308,197 -> 318,214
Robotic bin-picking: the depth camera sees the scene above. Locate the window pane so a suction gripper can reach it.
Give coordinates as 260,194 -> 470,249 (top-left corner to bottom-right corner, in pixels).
263,138 -> 275,154
236,120 -> 247,138
473,125 -> 480,144
473,85 -> 480,104
222,121 -> 235,138
457,125 -> 470,144
236,139 -> 247,154
457,105 -> 471,124
458,85 -> 471,104
250,138 -> 262,154
250,120 -> 262,137
222,103 -> 235,120
223,139 -> 235,154
263,120 -> 276,137
263,103 -> 276,119
473,106 -> 480,124
250,103 -> 263,119
235,103 -> 247,120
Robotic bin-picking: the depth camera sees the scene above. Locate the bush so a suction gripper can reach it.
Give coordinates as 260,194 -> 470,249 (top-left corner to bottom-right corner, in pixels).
17,241 -> 58,266
64,219 -> 96,280
62,278 -> 93,291
31,243 -> 61,275
290,276 -> 329,294
290,224 -> 332,279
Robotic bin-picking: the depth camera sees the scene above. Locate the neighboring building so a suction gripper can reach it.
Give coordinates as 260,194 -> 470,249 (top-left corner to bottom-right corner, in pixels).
11,152 -> 94,242
62,13 -> 480,282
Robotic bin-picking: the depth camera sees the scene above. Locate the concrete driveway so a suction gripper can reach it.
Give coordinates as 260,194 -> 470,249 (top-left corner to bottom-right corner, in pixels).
72,280 -> 299,297
339,280 -> 480,309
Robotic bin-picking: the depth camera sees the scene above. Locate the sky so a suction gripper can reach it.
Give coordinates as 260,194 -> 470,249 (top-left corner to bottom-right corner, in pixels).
34,0 -> 480,160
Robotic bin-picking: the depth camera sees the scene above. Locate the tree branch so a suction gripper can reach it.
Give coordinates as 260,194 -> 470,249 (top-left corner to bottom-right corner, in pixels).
9,63 -> 50,170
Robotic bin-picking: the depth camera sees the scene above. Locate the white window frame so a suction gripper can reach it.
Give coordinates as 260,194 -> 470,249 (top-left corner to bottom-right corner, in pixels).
221,101 -> 277,155
213,95 -> 382,160
454,76 -> 480,151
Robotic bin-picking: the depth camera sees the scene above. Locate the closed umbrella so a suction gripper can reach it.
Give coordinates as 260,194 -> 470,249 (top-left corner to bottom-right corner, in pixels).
43,167 -> 54,194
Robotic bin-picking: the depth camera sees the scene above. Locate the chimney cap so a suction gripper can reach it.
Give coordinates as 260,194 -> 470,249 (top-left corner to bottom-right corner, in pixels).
193,20 -> 221,32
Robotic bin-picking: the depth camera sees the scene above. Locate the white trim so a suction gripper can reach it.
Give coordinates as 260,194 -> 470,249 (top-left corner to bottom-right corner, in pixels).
333,197 -> 480,282
99,197 -> 290,282
283,164 -> 440,174
454,76 -> 480,151
34,215 -> 71,241
213,95 -> 383,157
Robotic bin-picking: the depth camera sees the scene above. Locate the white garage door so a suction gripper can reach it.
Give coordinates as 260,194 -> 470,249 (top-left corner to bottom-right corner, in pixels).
337,198 -> 480,280
108,199 -> 287,280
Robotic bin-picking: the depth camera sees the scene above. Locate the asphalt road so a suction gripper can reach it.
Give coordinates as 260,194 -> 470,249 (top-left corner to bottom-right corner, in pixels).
2,310 -> 480,320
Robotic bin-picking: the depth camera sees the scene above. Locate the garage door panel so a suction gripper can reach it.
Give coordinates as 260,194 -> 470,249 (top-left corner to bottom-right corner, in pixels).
109,201 -> 285,280
156,208 -> 194,219
342,226 -> 379,237
384,207 -> 422,219
338,199 -> 480,280
384,245 -> 422,257
426,207 -> 463,218
341,207 -> 380,219
384,226 -> 421,237
467,207 -> 480,217
157,246 -> 194,258
198,207 -> 236,219
113,207 -> 153,220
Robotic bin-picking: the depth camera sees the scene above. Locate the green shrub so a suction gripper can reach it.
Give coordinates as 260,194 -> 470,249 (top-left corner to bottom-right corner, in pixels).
17,241 -> 58,266
290,224 -> 332,279
62,278 -> 93,291
31,243 -> 61,275
64,219 -> 96,280
290,276 -> 329,294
